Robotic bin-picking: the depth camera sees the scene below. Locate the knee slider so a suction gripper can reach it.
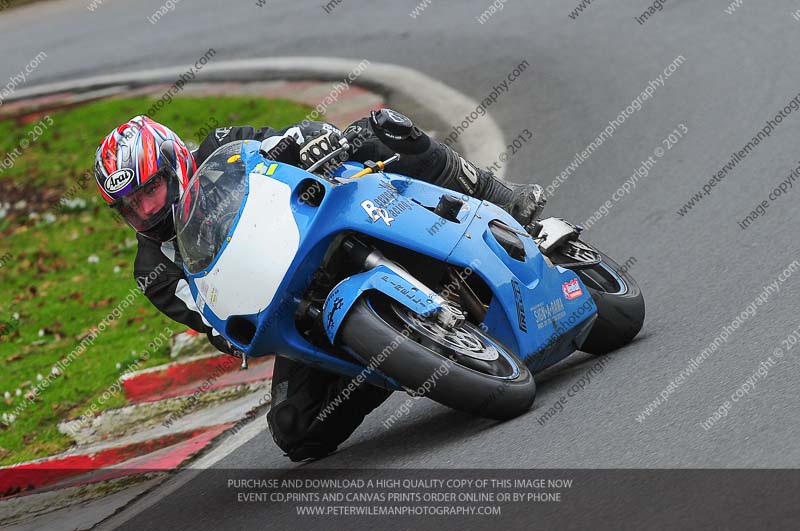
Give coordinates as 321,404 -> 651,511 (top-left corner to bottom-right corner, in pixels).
267,402 -> 300,439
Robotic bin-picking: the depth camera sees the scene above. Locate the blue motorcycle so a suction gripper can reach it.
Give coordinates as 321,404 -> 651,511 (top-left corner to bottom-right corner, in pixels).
175,134 -> 644,420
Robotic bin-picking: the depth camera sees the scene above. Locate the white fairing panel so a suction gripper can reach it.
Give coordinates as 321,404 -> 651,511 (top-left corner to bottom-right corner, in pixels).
195,174 -> 300,320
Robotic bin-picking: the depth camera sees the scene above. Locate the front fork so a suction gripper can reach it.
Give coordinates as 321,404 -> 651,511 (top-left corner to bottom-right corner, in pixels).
320,238 -> 464,343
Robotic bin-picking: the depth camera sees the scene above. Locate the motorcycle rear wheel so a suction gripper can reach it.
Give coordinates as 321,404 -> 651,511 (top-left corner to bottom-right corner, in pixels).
565,244 -> 645,355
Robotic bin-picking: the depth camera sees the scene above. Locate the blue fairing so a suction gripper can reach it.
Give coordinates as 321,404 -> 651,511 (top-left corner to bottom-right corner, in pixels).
181,140 -> 597,389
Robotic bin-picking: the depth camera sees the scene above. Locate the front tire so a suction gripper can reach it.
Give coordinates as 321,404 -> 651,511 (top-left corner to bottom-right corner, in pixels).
339,295 -> 536,420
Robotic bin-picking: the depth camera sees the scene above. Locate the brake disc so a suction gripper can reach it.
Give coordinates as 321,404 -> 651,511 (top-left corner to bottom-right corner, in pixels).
391,303 -> 500,362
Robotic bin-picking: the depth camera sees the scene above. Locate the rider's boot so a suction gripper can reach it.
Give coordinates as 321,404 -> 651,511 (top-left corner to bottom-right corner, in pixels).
347,109 -> 546,231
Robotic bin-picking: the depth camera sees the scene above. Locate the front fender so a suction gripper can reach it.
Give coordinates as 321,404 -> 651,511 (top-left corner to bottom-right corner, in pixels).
322,264 -> 445,343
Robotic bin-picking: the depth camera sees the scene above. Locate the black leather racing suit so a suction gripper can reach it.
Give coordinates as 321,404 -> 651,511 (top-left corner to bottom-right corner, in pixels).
134,111 -> 525,461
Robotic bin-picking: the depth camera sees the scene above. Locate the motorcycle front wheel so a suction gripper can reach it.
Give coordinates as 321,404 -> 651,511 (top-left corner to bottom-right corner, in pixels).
339,294 -> 536,420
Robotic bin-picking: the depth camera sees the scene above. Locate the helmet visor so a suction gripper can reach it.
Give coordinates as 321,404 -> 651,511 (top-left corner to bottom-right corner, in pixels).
112,164 -> 179,232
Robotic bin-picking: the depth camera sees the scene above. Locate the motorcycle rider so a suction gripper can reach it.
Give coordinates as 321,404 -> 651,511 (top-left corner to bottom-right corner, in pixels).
93,109 -> 544,461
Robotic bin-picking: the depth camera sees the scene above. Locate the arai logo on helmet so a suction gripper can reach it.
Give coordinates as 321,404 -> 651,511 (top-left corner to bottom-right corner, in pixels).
104,168 -> 135,194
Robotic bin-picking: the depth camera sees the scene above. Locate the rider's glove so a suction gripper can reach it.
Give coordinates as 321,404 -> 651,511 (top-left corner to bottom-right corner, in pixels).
297,130 -> 347,177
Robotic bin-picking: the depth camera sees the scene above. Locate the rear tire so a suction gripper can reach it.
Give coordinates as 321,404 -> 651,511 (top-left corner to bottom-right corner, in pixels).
339,295 -> 536,420
572,248 -> 645,355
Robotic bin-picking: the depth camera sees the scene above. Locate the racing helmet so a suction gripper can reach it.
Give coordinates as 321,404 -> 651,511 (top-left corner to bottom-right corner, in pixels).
94,115 -> 196,241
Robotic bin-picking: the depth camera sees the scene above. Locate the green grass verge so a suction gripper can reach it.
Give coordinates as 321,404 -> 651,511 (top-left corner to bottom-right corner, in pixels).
0,95 -> 311,465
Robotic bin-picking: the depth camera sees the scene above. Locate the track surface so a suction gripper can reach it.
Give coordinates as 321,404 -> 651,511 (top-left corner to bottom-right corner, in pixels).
3,0 -> 800,527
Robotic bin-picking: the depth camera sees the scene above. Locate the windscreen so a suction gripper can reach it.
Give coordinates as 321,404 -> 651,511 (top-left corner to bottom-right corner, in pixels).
175,142 -> 248,274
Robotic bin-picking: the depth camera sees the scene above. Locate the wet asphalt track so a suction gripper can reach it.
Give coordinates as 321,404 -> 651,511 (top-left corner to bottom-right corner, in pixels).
2,0 -> 800,528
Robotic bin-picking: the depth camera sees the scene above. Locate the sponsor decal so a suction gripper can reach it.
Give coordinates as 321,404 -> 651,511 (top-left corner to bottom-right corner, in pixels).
372,189 -> 400,208
252,162 -> 279,176
215,127 -> 233,142
199,280 -> 210,297
382,275 -> 426,306
385,201 -> 411,219
370,182 -> 413,220
372,189 -> 412,219
327,296 -> 344,329
562,278 -> 584,300
227,154 -> 241,164
104,168 -> 135,194
511,278 -> 527,332
361,200 -> 395,226
532,298 -> 566,329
